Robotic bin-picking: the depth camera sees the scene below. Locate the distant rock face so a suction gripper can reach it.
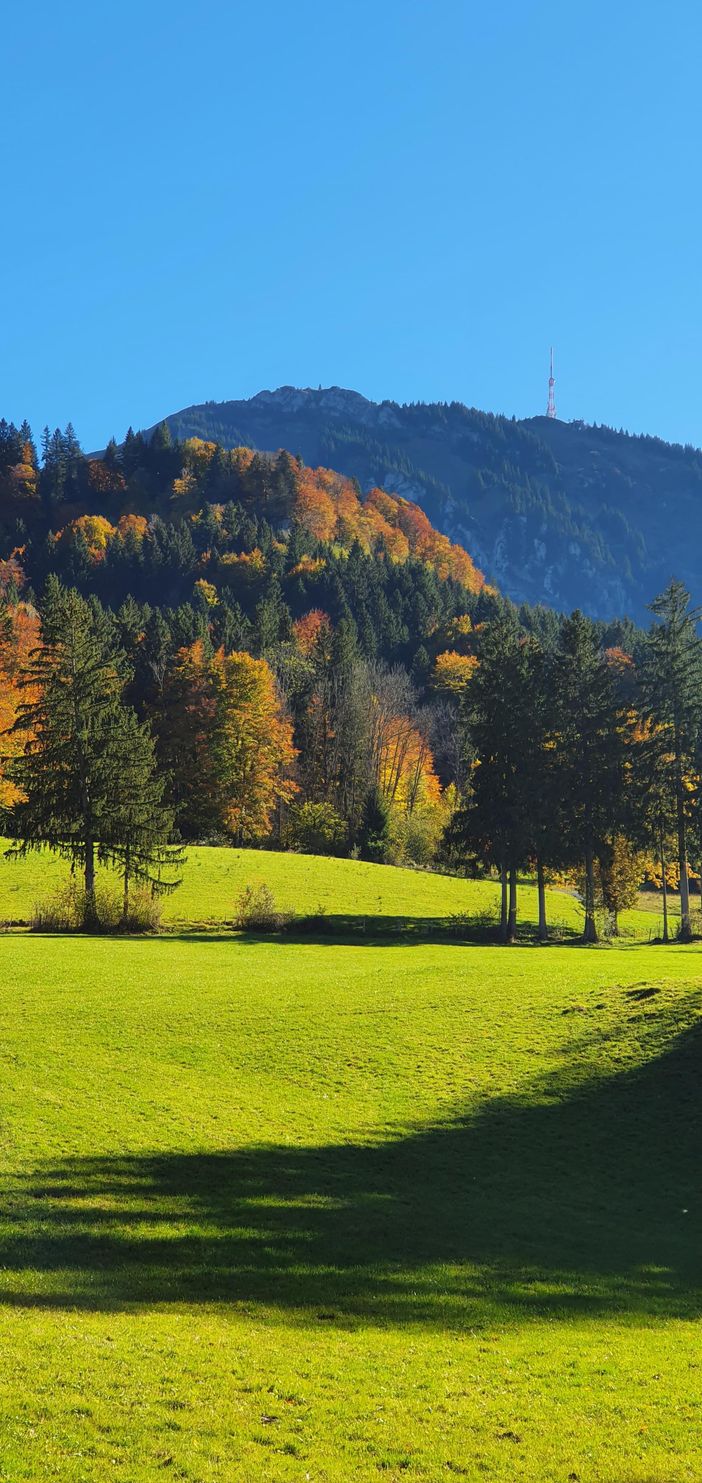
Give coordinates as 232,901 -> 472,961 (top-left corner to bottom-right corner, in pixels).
156,387 -> 702,620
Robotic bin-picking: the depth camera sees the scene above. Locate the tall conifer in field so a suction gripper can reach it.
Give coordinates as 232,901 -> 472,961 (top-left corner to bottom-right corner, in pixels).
102,706 -> 184,920
555,612 -> 624,943
521,637 -> 562,943
641,580 -> 702,941
9,578 -> 178,926
449,612 -> 531,942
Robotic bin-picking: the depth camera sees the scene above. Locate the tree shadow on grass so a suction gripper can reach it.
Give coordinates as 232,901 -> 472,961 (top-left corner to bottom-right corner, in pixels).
1,1006 -> 701,1325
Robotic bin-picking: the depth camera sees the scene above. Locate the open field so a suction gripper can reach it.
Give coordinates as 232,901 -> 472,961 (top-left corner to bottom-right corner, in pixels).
0,848 -> 701,1479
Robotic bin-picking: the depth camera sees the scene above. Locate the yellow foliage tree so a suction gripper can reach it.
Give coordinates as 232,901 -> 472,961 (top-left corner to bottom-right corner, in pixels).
432,650 -> 478,694
209,649 -> 298,841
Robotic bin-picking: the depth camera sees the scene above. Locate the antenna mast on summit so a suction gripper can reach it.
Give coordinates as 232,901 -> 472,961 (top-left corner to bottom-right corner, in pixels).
547,346 -> 557,419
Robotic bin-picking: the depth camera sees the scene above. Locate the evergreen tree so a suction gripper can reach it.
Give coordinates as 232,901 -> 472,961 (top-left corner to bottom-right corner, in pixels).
555,612 -> 624,943
448,612 -> 532,942
105,707 -> 184,919
359,786 -> 390,863
641,581 -> 702,941
9,579 -> 177,926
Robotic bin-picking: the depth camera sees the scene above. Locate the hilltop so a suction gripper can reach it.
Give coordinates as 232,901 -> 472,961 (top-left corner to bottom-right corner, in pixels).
157,386 -> 702,619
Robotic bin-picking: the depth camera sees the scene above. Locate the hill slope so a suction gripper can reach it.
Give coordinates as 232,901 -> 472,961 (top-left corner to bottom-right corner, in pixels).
159,387 -> 702,619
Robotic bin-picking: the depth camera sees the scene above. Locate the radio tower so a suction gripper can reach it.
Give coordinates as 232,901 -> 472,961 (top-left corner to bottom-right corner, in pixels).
547,346 -> 557,419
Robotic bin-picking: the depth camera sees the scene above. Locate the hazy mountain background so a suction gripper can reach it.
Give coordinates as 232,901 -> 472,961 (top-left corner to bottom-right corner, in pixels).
155,387 -> 702,620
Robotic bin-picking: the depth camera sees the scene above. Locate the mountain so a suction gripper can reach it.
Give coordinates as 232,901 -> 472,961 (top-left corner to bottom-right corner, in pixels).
156,387 -> 702,620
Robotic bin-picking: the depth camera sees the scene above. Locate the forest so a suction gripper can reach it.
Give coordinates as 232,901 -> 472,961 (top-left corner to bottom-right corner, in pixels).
0,415 -> 700,942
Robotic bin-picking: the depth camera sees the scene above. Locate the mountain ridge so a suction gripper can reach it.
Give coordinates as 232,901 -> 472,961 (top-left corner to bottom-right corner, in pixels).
152,387 -> 702,620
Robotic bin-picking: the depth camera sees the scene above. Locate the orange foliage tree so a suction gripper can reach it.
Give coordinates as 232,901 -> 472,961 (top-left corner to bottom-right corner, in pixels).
288,464 -> 486,592
0,603 -> 41,808
292,609 -> 332,656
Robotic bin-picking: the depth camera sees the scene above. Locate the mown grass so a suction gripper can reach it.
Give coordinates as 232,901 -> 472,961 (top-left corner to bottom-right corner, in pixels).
0,847 -> 700,1479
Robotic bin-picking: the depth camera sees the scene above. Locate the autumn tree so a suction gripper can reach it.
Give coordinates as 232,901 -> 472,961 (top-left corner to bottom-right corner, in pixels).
155,642 -> 297,842
0,602 -> 41,812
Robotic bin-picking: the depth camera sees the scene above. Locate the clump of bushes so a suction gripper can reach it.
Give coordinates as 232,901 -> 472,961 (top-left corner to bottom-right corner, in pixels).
31,881 -> 162,933
233,882 -> 291,933
285,801 -> 348,856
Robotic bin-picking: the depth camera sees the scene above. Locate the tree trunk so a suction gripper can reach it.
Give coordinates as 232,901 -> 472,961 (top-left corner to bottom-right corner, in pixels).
123,844 -> 131,923
84,836 -> 97,928
537,857 -> 548,943
583,847 -> 598,943
660,831 -> 669,943
507,865 -> 517,944
676,786 -> 692,941
500,862 -> 508,944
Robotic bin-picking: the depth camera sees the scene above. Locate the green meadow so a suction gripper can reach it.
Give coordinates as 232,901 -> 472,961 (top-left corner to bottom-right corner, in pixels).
0,846 -> 700,1480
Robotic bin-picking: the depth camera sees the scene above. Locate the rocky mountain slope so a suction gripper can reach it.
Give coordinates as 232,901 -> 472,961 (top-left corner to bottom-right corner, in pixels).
157,387 -> 702,619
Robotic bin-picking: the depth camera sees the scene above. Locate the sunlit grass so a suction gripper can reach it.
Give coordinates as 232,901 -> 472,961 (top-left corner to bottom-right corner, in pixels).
0,847 -> 699,1478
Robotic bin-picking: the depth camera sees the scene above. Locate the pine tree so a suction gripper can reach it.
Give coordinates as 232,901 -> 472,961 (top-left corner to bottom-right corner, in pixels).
104,708 -> 184,920
521,637 -> 562,942
9,579 -> 178,927
359,786 -> 390,863
641,580 -> 702,941
555,612 -> 624,943
450,612 -> 532,942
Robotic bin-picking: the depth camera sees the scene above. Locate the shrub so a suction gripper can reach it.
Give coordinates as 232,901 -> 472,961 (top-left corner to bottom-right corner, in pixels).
286,801 -> 348,856
387,808 -> 442,867
32,882 -> 82,932
233,882 -> 291,932
31,880 -> 162,933
120,888 -> 163,933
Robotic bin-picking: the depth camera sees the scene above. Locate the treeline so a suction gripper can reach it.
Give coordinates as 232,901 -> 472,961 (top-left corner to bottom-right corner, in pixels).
1,414 -> 700,943
447,580 -> 702,943
2,566 -> 701,943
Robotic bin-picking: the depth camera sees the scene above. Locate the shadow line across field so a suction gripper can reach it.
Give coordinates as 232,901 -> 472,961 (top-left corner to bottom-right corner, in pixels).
1,1002 -> 700,1325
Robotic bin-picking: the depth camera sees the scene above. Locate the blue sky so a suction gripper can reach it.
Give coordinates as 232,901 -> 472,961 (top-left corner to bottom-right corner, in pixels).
2,0 -> 700,450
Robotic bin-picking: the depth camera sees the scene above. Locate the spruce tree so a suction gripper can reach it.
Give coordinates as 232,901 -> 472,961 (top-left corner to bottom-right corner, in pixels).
641,580 -> 702,941
555,612 -> 624,943
9,579 -> 178,927
104,708 -> 184,920
359,786 -> 390,863
448,612 -> 531,943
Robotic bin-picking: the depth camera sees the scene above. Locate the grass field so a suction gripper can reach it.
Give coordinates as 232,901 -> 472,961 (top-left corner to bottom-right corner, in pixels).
0,845 -> 701,1479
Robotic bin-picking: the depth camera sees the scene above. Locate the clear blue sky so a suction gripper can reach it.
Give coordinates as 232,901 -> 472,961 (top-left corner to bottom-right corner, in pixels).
2,0 -> 700,450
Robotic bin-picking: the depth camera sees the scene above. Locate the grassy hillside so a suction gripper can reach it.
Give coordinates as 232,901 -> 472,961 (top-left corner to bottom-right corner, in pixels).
0,842 -> 675,940
0,848 -> 700,1478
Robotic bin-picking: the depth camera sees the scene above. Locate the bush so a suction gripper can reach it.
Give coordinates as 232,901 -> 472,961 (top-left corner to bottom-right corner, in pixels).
32,882 -> 82,932
120,888 -> 163,933
286,801 -> 348,856
387,808 -> 443,868
31,880 -> 162,933
233,882 -> 291,932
